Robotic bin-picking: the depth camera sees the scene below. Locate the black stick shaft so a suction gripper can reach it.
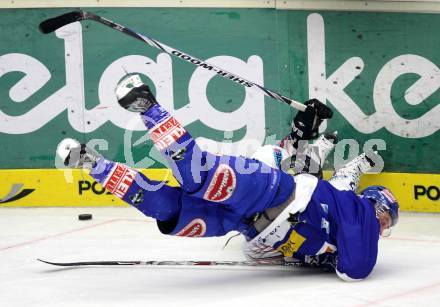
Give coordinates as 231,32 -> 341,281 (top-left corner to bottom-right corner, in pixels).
39,10 -> 306,112
37,258 -> 304,268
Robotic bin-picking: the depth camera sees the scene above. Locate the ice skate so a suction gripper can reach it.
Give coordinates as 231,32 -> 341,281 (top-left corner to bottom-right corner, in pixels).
288,132 -> 338,177
115,74 -> 157,112
311,132 -> 338,168
56,138 -> 101,169
329,152 -> 377,192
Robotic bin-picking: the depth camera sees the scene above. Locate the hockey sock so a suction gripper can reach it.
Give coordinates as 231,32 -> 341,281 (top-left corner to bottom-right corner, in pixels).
141,104 -> 210,193
89,158 -> 181,221
141,104 -> 192,152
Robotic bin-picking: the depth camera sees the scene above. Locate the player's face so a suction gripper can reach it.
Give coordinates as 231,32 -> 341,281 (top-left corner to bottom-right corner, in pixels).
378,211 -> 392,237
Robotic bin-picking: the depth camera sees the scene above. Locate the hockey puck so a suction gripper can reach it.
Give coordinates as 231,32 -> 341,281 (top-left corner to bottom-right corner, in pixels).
78,214 -> 93,221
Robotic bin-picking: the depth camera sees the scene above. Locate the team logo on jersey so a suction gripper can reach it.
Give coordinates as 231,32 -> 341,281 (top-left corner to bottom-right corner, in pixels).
149,116 -> 186,150
104,163 -> 137,199
169,147 -> 187,161
203,164 -> 237,202
129,189 -> 144,206
176,218 -> 207,237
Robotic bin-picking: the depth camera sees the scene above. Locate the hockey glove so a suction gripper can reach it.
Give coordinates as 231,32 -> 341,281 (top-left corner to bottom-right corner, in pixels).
292,98 -> 333,140
280,98 -> 333,155
304,253 -> 337,273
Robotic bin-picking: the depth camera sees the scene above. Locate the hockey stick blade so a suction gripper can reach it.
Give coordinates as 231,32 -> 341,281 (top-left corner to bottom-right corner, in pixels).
39,11 -> 84,34
38,258 -> 142,266
37,258 -> 304,268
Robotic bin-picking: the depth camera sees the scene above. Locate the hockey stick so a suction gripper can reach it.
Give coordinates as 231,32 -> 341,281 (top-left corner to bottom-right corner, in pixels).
38,11 -> 307,112
37,258 -> 305,269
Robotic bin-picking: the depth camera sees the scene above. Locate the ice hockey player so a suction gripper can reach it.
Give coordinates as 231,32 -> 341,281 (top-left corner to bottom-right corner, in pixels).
57,74 -> 399,282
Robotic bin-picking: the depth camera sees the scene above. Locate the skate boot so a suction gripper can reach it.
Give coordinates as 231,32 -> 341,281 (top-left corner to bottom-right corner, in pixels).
289,132 -> 338,178
57,138 -> 101,169
329,152 -> 377,192
311,132 -> 338,168
115,74 -> 157,112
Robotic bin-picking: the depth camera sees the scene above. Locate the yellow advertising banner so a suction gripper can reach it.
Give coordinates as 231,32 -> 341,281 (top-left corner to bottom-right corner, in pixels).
323,171 -> 440,212
0,169 -> 178,207
1,169 -> 439,212
359,173 -> 440,212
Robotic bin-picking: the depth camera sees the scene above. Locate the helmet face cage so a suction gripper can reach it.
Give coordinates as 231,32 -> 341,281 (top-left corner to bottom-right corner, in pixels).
360,186 -> 399,229
374,202 -> 393,237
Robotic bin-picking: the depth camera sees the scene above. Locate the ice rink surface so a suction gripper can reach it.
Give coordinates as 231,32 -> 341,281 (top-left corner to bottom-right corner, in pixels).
1,207 -> 440,307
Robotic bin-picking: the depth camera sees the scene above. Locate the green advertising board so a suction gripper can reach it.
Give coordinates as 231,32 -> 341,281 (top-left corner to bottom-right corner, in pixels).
0,8 -> 439,174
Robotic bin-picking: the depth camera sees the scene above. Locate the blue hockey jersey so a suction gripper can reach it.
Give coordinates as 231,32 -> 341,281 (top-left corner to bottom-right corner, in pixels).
300,179 -> 380,280
245,174 -> 380,281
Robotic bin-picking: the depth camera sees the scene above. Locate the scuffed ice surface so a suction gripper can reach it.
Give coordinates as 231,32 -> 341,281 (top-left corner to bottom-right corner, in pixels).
1,207 -> 440,307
